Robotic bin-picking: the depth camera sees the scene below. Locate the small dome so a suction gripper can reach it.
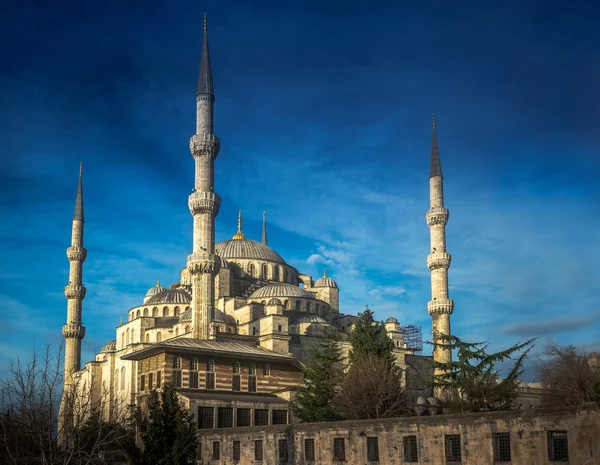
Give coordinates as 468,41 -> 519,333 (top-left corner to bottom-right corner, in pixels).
250,283 -> 315,299
314,269 -> 338,289
267,298 -> 283,306
146,288 -> 191,305
99,340 -> 116,353
295,314 -> 328,324
216,239 -> 286,264
385,317 -> 399,324
145,279 -> 166,298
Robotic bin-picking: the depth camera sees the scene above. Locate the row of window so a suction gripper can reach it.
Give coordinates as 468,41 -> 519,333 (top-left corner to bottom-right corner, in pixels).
198,407 -> 288,429
232,261 -> 289,281
205,431 -> 569,463
130,305 -> 190,321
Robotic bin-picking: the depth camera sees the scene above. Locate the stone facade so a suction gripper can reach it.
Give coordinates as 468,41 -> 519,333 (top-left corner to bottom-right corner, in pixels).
197,403 -> 600,464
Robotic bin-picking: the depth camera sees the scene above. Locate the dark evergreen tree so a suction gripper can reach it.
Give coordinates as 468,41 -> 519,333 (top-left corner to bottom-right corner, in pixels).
131,381 -> 197,465
431,334 -> 535,413
290,329 -> 344,422
348,306 -> 395,364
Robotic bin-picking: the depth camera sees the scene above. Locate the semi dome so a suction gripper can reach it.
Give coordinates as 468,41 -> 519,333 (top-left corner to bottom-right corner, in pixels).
179,308 -> 192,322
145,279 -> 166,298
216,239 -> 285,264
295,314 -> 328,324
99,340 -> 116,353
250,283 -> 315,299
146,288 -> 191,305
314,269 -> 338,289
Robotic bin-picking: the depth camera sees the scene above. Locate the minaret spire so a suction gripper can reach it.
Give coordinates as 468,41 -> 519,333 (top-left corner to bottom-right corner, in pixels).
261,211 -> 268,245
425,115 -> 454,383
188,16 -> 221,340
232,209 -> 246,240
62,164 -> 87,386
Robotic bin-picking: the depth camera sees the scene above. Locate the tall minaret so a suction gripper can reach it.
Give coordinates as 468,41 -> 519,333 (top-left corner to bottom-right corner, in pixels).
62,163 -> 87,386
187,14 -> 221,340
425,114 -> 454,371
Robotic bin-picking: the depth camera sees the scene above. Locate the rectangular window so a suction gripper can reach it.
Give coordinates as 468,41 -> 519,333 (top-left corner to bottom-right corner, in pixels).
493,432 -> 511,462
304,438 -> 316,462
212,441 -> 220,460
140,374 -> 145,391
403,435 -> 418,462
197,406 -> 214,429
333,438 -> 346,462
189,371 -> 198,388
206,372 -> 215,390
237,408 -> 251,427
173,370 -> 182,387
254,409 -> 269,426
278,439 -> 288,463
445,434 -> 462,463
148,373 -> 153,390
232,374 -> 240,391
248,375 -> 257,392
272,410 -> 288,425
156,370 -> 161,388
232,440 -> 241,461
255,440 -> 263,461
217,407 -> 234,428
367,437 -> 379,462
548,431 -> 569,462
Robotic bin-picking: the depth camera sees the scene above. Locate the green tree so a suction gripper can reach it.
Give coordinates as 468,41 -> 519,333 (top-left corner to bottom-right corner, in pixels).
431,335 -> 535,413
290,329 -> 344,422
131,381 -> 197,465
348,306 -> 395,364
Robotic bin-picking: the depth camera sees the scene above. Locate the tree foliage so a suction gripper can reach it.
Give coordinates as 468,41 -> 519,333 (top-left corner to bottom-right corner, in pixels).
131,381 -> 197,465
290,329 -> 344,423
348,307 -> 395,365
536,342 -> 600,407
431,334 -> 535,413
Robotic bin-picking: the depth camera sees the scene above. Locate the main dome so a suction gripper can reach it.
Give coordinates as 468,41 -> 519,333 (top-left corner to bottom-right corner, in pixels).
216,239 -> 285,264
146,288 -> 191,305
250,283 -> 315,299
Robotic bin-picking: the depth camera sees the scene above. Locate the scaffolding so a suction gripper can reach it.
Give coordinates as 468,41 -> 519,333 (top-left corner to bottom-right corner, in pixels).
400,324 -> 423,354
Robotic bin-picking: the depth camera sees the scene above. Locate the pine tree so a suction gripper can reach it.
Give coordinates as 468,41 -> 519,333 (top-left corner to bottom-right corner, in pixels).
131,381 -> 197,465
290,329 -> 344,422
431,334 -> 535,413
348,306 -> 395,364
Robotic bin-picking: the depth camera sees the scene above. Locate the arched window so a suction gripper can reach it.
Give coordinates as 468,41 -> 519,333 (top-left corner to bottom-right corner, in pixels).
192,358 -> 199,371
262,264 -> 268,279
140,361 -> 145,373
173,357 -> 182,369
263,364 -> 270,376
172,357 -> 182,387
157,356 -> 162,368
120,367 -> 126,390
249,363 -> 256,375
175,327 -> 179,336
126,329 -> 130,346
145,333 -> 150,343
152,307 -> 158,317
248,363 -> 257,392
233,362 -> 240,374
174,306 -> 180,316
273,266 -> 279,281
189,358 -> 199,388
306,302 -> 311,313
163,307 -> 168,317
143,308 -> 148,316
136,310 -> 140,318
207,359 -> 215,372
156,331 -> 162,342
121,333 -> 125,348
248,263 -> 255,276
149,359 -> 154,371
206,360 -> 215,390
295,301 -> 301,312
284,300 -> 290,310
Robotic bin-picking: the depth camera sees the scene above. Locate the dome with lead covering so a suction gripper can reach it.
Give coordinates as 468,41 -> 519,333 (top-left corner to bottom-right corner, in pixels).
314,269 -> 338,289
216,239 -> 285,264
295,314 -> 328,324
145,279 -> 166,299
250,283 -> 315,299
146,288 -> 191,305
99,340 -> 116,353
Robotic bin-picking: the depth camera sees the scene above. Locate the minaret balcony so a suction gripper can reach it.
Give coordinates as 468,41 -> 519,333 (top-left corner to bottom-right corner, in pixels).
66,246 -> 87,262
64,284 -> 86,300
188,191 -> 221,215
426,207 -> 449,226
426,252 -> 452,271
187,252 -> 221,275
427,299 -> 454,315
62,323 -> 86,339
190,133 -> 220,159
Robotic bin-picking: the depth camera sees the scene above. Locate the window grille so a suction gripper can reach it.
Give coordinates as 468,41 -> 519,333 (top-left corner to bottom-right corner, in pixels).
217,407 -> 233,428
206,372 -> 215,390
173,370 -> 182,387
333,438 -> 346,461
248,375 -> 257,392
254,440 -> 263,461
249,363 -> 256,375
548,431 -> 569,462
197,407 -> 214,429
403,435 -> 418,462
232,374 -> 241,391
367,437 -> 379,462
264,364 -> 271,376
272,410 -> 288,425
189,371 -> 198,388
207,359 -> 215,371
444,434 -> 462,463
304,438 -> 316,461
254,409 -> 269,426
493,432 -> 511,462
278,439 -> 288,463
140,375 -> 145,391
140,361 -> 145,373
233,361 -> 240,374
212,441 -> 220,460
237,408 -> 251,427
173,357 -> 182,369
149,359 -> 154,371
192,358 -> 199,370
232,440 -> 241,461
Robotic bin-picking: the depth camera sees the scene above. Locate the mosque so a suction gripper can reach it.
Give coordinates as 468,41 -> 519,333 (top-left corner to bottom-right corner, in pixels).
60,17 -> 453,424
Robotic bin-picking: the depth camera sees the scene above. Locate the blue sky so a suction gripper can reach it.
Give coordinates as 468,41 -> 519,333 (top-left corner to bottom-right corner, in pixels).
1,0 -> 599,378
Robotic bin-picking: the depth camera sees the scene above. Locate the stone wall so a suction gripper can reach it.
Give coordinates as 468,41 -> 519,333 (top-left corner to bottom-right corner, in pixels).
197,403 -> 600,464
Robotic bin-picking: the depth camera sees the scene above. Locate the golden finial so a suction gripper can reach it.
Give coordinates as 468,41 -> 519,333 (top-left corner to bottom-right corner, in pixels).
204,13 -> 207,32
232,209 -> 247,240
432,113 -> 436,129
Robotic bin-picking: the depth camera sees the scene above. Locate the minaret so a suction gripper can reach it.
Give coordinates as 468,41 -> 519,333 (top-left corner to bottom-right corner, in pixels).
425,114 -> 454,372
187,14 -> 221,340
62,162 -> 87,386
261,211 -> 268,245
